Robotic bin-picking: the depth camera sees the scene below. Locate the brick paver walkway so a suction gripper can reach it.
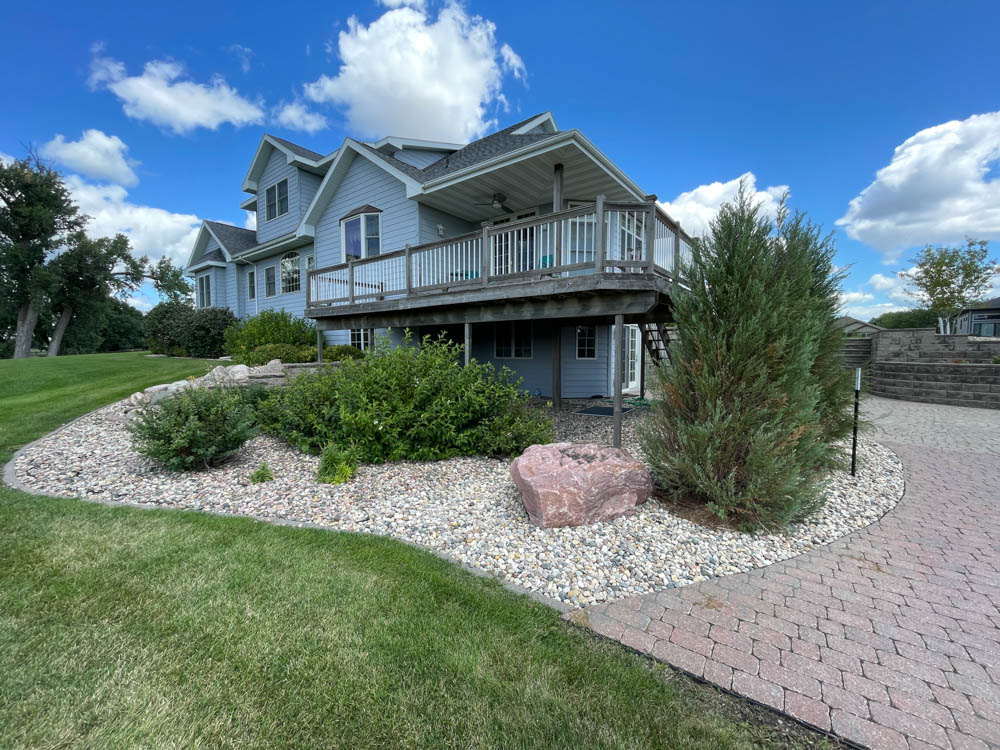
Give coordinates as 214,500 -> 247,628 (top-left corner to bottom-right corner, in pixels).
569,397 -> 1000,749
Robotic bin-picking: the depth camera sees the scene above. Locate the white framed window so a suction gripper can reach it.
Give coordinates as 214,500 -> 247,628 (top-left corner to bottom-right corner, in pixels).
350,328 -> 371,351
265,178 -> 289,222
495,321 -> 532,359
281,251 -> 301,294
247,269 -> 256,301
576,326 -> 596,359
264,266 -> 277,298
197,274 -> 211,308
341,210 -> 382,261
305,255 -> 315,273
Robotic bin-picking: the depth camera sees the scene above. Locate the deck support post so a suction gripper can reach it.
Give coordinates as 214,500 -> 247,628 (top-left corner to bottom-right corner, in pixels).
367,328 -> 375,352
464,322 -> 471,366
639,326 -> 647,398
317,330 -> 323,363
613,314 -> 624,448
552,324 -> 562,412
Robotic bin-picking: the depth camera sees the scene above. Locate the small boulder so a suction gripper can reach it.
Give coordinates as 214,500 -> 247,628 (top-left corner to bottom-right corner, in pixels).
510,442 -> 652,528
226,364 -> 251,383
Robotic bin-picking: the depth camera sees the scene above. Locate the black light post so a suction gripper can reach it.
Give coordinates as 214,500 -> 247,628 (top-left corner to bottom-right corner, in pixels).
851,367 -> 861,477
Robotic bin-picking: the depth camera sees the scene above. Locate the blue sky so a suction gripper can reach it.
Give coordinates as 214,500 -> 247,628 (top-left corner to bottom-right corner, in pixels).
3,0 -> 998,315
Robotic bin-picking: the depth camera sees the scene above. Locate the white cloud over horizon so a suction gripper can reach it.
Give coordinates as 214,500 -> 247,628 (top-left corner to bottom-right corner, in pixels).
837,110 -> 1000,263
274,101 -> 329,134
303,3 -> 526,141
88,47 -> 265,134
67,175 -> 202,265
657,172 -> 789,237
40,129 -> 139,186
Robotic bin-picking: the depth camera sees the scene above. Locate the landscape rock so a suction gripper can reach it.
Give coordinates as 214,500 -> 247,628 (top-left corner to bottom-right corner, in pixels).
510,442 -> 652,528
227,364 -> 251,383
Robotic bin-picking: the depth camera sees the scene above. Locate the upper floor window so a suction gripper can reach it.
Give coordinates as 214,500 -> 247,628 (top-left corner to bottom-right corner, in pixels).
495,321 -> 532,359
247,269 -> 256,301
197,274 -> 212,308
341,208 -> 381,260
265,178 -> 289,222
281,251 -> 301,294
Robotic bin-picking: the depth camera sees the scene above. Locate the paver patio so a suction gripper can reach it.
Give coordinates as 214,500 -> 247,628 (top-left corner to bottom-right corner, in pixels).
569,397 -> 1000,749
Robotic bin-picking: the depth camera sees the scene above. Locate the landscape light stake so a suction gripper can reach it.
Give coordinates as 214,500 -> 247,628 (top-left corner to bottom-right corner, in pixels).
851,367 -> 861,477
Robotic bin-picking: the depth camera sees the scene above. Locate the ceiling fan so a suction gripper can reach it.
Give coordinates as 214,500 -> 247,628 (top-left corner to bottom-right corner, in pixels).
474,192 -> 513,214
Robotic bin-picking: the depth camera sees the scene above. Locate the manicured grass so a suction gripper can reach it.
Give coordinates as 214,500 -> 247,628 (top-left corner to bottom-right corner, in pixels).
0,352 -> 832,749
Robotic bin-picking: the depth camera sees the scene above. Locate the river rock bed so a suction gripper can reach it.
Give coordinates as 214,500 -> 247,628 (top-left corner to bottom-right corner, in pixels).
12,400 -> 904,607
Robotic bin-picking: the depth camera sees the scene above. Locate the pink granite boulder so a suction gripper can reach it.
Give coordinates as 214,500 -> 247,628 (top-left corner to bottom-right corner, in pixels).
509,442 -> 652,528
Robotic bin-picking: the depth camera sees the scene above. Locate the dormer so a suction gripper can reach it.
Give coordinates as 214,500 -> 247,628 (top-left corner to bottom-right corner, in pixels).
241,134 -> 335,245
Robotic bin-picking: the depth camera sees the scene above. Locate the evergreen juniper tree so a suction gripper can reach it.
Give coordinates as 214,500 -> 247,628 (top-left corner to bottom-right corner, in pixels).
640,186 -> 850,529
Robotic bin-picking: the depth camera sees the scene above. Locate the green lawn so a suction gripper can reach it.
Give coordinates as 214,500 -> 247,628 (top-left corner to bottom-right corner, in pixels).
0,352 -> 831,749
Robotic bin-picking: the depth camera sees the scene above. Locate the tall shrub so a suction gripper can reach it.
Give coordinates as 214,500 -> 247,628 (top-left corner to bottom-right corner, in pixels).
640,188 -> 845,529
257,332 -> 552,462
223,309 -> 315,364
183,307 -> 236,358
143,300 -> 193,354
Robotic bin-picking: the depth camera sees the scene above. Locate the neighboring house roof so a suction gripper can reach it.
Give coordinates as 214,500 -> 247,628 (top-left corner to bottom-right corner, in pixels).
835,316 -> 884,331
962,296 -> 1000,313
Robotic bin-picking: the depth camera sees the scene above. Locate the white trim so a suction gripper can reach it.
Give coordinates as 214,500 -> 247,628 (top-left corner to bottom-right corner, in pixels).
183,222 -> 234,272
241,134 -> 328,193
239,195 -> 257,211
340,211 -> 382,261
369,136 -> 464,152
186,260 -> 226,274
263,265 -> 278,298
510,112 -> 557,135
280,250 -> 302,294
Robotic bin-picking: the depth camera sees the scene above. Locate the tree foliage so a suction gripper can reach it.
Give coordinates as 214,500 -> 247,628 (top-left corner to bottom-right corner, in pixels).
640,186 -> 852,530
869,308 -> 939,329
899,239 -> 998,333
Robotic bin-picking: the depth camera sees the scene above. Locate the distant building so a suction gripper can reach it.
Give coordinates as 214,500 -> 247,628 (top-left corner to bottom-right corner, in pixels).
956,296 -> 1000,337
834,316 -> 884,338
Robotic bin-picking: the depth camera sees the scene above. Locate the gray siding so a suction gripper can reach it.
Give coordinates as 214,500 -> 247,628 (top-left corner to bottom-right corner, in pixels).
299,171 -> 322,216
468,321 -> 611,398
313,153 -> 418,267
417,203 -> 477,244
255,148 -> 299,244
393,149 -> 448,169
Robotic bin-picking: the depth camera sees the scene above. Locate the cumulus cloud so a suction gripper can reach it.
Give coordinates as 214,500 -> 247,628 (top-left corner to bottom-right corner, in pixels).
88,48 -> 265,134
837,111 -> 1000,262
379,0 -> 427,9
40,129 -> 139,186
657,172 -> 789,237
67,175 -> 201,264
0,151 -> 14,165
840,290 -> 875,306
245,210 -> 257,230
304,3 -> 526,141
127,294 -> 155,312
274,101 -> 329,134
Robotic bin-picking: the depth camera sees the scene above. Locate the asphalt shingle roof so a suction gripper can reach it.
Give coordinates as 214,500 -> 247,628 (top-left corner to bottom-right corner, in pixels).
268,135 -> 324,161
205,220 -> 259,256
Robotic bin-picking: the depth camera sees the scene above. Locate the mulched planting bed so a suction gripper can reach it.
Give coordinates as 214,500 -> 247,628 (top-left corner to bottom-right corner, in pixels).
13,399 -> 904,607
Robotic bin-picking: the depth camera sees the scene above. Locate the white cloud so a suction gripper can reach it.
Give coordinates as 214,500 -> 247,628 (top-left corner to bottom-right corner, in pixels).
67,175 -> 201,264
841,301 -> 908,321
379,0 -> 427,9
837,110 -> 1000,262
0,151 -> 14,165
88,50 -> 265,134
40,129 -> 139,186
657,172 -> 789,237
304,3 -> 525,141
244,210 -> 257,230
227,44 -> 254,73
127,294 -> 154,312
866,269 -> 918,304
274,101 -> 329,134
840,290 -> 875,305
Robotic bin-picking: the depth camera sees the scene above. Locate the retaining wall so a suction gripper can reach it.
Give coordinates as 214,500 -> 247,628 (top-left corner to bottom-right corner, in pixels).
872,328 -> 1000,364
870,361 -> 1000,410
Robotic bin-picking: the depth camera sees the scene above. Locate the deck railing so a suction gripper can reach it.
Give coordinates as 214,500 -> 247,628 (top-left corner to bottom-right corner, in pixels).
307,197 -> 693,308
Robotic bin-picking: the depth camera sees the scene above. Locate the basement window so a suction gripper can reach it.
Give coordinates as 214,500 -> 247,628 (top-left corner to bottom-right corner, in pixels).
576,326 -> 596,359
495,321 -> 532,359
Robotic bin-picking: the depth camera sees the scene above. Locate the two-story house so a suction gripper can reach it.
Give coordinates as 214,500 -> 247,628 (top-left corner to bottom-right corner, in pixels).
185,112 -> 693,445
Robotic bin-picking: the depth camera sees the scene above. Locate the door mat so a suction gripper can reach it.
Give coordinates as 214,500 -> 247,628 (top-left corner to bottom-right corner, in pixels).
573,405 -> 634,417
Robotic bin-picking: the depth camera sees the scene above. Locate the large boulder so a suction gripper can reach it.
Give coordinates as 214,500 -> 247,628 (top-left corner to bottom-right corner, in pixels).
510,442 -> 652,528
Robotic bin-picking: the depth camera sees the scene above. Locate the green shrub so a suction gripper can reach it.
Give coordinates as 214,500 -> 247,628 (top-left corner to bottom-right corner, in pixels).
183,307 -> 236,358
129,387 -> 257,471
258,332 -> 552,462
324,344 -> 364,361
993,355 -> 1000,364
224,310 -> 315,363
240,343 -> 316,367
144,300 -> 193,354
640,187 -> 849,530
317,444 -> 357,484
0,339 -> 13,359
250,461 -> 274,484
170,347 -> 189,358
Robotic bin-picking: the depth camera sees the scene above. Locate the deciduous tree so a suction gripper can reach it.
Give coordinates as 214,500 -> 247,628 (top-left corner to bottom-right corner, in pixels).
900,239 -> 998,333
